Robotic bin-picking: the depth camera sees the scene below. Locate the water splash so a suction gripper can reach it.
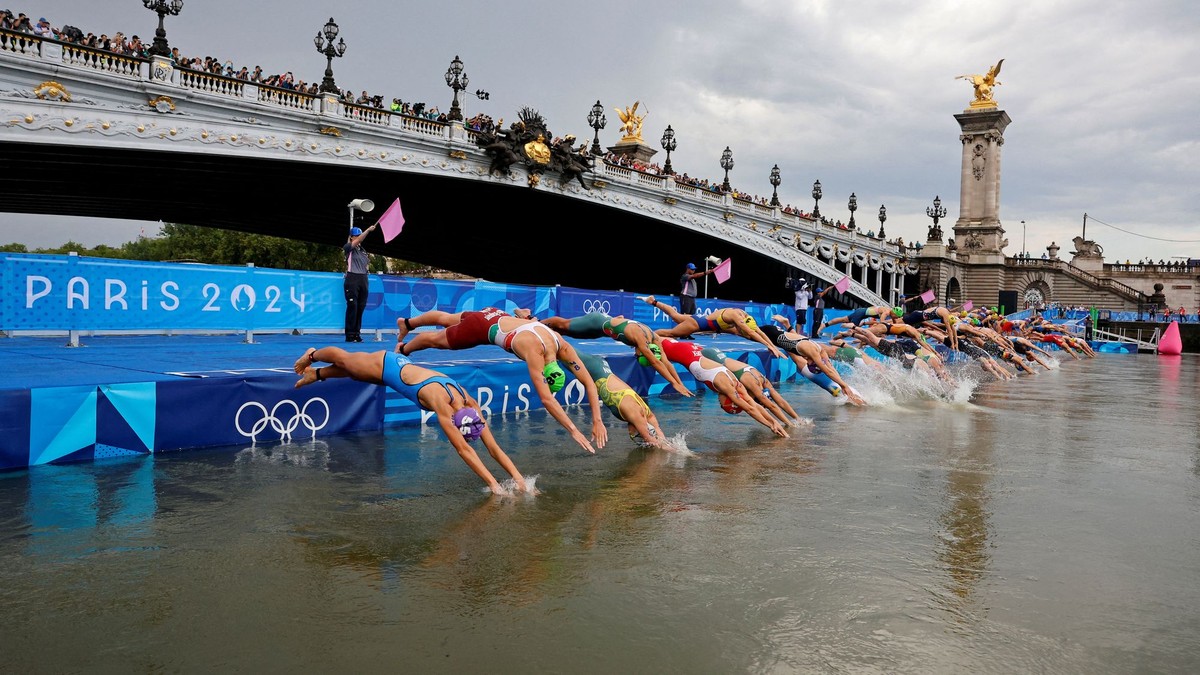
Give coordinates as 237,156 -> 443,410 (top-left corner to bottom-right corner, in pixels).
485,475 -> 540,498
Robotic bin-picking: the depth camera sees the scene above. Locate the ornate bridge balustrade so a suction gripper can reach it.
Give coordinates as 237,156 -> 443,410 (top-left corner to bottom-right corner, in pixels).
0,28 -> 917,305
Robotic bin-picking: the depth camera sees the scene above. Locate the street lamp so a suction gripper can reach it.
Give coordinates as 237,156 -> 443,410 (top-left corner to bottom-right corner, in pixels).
811,180 -> 822,219
313,17 -> 347,94
142,0 -> 184,58
1021,220 -> 1026,257
587,100 -> 607,156
926,195 -> 947,241
347,198 -> 375,231
848,192 -> 858,230
720,146 -> 734,192
660,125 -> 677,175
444,55 -> 469,122
878,204 -> 887,239
704,255 -> 722,299
769,164 -> 782,207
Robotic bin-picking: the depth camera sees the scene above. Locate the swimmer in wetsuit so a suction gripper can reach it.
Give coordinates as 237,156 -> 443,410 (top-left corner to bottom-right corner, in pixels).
292,346 -> 531,495
639,296 -> 783,358
395,307 -> 609,454
576,350 -> 671,448
542,312 -> 693,397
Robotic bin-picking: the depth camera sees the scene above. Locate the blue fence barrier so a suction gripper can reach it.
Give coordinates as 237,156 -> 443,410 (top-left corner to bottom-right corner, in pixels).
1,253 -> 814,333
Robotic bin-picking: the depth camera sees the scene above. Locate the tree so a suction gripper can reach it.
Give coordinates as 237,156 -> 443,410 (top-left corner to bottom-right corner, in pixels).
0,223 -> 430,274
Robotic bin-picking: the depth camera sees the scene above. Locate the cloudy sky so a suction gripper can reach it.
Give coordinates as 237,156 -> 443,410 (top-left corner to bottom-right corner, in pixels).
5,0 -> 1198,262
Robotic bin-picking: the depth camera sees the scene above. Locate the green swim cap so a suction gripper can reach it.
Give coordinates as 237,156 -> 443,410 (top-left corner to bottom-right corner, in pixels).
893,307 -> 903,317
543,362 -> 565,393
637,343 -> 663,367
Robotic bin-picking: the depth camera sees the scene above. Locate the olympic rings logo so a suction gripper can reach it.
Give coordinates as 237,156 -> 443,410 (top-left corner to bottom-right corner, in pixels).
235,397 -> 330,443
582,299 -> 611,314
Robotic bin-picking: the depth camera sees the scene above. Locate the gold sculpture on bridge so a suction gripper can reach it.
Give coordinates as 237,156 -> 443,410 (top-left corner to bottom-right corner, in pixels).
614,101 -> 648,143
956,59 -> 1004,109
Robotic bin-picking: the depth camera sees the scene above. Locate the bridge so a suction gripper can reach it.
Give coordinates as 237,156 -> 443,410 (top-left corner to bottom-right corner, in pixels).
0,29 -> 914,305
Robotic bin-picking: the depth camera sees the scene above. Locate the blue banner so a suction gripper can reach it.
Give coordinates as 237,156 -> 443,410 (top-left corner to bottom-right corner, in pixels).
1,253 -> 343,331
1,253 -> 815,336
154,376 -> 381,453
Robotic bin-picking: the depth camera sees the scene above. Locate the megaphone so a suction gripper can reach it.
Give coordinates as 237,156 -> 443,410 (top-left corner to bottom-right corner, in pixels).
347,198 -> 375,213
705,255 -> 723,265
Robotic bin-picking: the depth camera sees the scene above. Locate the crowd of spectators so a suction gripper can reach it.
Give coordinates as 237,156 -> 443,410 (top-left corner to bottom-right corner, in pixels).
2,9 -> 448,117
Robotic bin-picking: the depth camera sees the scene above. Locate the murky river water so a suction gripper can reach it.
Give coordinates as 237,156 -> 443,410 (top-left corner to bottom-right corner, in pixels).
2,354 -> 1198,673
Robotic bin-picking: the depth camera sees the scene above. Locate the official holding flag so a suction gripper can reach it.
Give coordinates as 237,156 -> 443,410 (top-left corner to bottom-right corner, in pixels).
343,222 -> 376,342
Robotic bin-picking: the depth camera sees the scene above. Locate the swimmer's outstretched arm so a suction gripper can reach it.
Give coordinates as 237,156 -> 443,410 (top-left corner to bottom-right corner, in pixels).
558,341 -> 609,450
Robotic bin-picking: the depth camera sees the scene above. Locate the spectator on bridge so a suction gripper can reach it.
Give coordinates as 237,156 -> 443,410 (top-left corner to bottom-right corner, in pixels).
677,262 -> 710,317
293,347 -> 533,495
9,12 -> 33,33
343,222 -> 377,343
33,16 -> 51,38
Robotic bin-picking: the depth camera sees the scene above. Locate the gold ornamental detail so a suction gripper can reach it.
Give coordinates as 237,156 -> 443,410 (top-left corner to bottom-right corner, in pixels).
318,126 -> 342,137
524,135 -> 550,165
34,81 -> 71,102
148,95 -> 176,112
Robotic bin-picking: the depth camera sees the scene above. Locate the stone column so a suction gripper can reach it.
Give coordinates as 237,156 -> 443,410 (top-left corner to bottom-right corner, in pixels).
952,108 -> 1012,264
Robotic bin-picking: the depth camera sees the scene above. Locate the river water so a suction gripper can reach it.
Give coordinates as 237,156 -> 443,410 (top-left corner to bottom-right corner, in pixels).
1,353 -> 1198,673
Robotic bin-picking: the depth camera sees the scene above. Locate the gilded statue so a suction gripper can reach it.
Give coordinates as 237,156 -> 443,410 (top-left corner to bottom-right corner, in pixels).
614,101 -> 648,142
956,59 -> 1004,108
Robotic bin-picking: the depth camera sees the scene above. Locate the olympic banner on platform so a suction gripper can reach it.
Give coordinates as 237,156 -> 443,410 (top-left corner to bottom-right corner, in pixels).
1,253 -> 344,331
154,375 -> 381,452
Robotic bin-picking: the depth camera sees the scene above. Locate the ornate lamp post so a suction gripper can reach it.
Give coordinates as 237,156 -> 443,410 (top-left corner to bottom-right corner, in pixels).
769,164 -> 782,207
720,146 -> 734,192
848,192 -> 858,230
926,195 -> 947,241
587,100 -> 607,156
660,125 -> 677,175
878,204 -> 887,239
313,17 -> 347,94
444,55 -> 469,122
142,0 -> 184,58
811,179 -> 823,219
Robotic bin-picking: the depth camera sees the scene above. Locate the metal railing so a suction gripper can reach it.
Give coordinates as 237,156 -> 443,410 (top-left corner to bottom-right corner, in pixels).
1093,326 -> 1159,350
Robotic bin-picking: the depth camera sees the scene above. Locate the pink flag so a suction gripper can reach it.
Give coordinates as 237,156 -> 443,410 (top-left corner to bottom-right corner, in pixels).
834,276 -> 851,294
713,258 -> 732,284
920,289 -> 937,304
375,197 -> 406,243
962,300 -> 974,311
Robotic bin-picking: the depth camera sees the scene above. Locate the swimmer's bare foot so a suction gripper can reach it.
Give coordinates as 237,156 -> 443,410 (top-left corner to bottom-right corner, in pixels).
293,347 -> 316,374
295,366 -> 320,389
396,317 -> 413,341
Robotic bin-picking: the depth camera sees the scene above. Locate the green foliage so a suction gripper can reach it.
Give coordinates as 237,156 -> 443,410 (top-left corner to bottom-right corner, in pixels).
0,223 -> 393,273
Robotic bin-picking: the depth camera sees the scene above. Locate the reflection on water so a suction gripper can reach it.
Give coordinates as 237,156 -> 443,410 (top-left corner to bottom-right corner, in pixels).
2,355 -> 1200,672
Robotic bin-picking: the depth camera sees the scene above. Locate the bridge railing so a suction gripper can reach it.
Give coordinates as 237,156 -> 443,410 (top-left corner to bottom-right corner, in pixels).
256,83 -> 317,111
178,67 -> 245,98
0,28 -> 43,58
1006,256 -> 1145,302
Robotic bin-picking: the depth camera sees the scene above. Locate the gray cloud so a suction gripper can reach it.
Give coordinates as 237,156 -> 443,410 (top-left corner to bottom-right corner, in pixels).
7,0 -> 1198,261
